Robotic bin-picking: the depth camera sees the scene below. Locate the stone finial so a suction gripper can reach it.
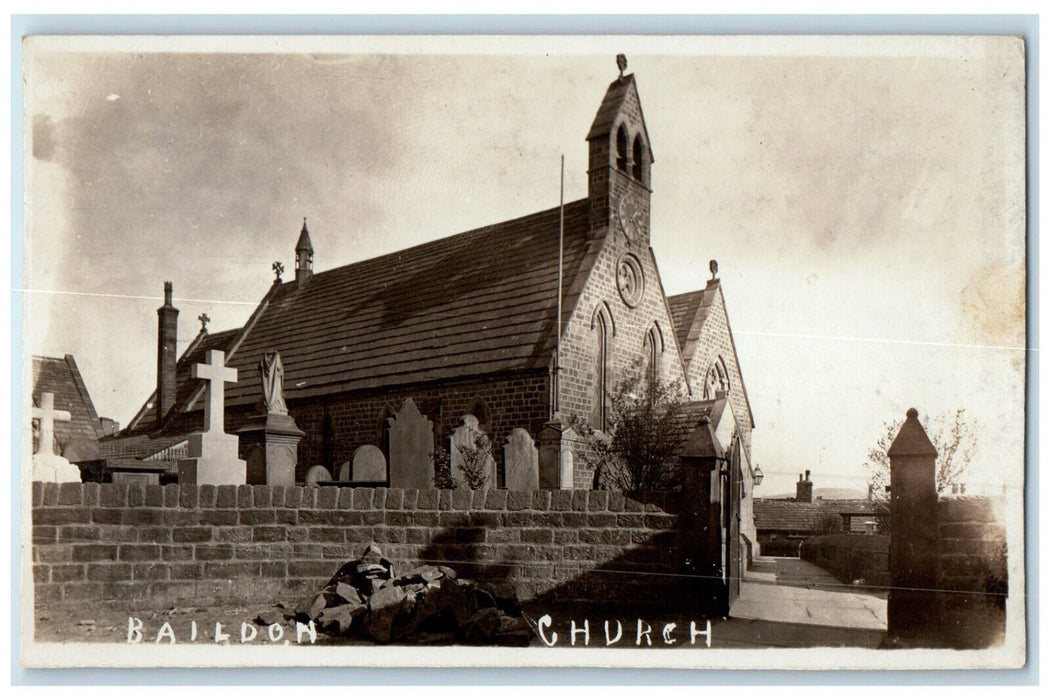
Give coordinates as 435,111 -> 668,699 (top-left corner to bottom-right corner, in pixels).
709,259 -> 719,280
887,408 -> 938,458
616,54 -> 628,79
198,312 -> 210,332
273,261 -> 284,282
163,281 -> 174,306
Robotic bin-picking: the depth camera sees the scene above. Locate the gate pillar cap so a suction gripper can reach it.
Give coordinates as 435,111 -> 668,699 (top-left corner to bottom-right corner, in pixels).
887,408 -> 938,458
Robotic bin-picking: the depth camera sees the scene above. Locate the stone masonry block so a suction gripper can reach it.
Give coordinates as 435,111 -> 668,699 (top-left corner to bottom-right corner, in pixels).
549,491 -> 573,511
484,490 -> 508,510
506,491 -> 531,511
179,484 -> 199,509
531,491 -> 551,510
145,485 -> 165,507
198,484 -> 218,508
100,484 -> 128,508
572,490 -> 588,511
252,485 -> 272,507
353,488 -> 373,509
317,486 -> 339,509
587,491 -> 609,511
57,482 -> 82,505
127,484 -> 146,507
163,484 -> 180,507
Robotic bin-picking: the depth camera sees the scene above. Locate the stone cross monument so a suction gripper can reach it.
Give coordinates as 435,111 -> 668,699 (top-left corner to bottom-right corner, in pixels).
177,350 -> 247,485
31,392 -> 81,483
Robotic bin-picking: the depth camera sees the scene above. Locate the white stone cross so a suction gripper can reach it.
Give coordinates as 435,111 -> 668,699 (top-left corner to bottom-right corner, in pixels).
192,350 -> 238,433
33,392 -> 71,457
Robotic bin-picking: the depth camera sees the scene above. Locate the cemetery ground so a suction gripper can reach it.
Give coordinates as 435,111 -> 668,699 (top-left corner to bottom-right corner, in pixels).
34,555 -> 889,649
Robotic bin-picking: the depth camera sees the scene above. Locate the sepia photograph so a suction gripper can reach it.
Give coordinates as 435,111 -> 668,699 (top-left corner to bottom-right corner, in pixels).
19,33 -> 1027,669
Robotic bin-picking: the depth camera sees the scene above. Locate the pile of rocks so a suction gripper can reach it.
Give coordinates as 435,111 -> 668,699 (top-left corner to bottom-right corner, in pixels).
258,544 -> 532,645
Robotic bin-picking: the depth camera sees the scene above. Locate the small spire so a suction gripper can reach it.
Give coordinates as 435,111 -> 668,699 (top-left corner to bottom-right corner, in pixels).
295,217 -> 314,285
272,261 -> 284,282
616,54 -> 627,80
163,281 -> 174,307
198,312 -> 210,332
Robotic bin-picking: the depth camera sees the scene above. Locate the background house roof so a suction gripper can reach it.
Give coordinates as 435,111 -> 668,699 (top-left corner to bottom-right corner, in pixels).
753,498 -> 884,533
31,354 -> 103,451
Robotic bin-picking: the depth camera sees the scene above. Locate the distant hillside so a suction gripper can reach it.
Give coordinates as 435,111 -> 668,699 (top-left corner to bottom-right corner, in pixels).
763,488 -> 869,501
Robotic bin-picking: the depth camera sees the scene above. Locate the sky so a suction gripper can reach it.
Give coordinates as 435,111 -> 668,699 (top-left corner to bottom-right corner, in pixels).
22,36 -> 1027,498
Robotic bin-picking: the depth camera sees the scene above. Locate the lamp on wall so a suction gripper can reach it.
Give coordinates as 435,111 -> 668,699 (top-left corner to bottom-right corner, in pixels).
753,465 -> 764,487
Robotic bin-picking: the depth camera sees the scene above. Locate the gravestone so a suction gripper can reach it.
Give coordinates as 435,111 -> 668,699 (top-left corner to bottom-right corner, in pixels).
337,461 -> 352,481
238,350 -> 304,486
305,465 -> 332,485
450,414 -> 494,491
177,350 -> 247,485
503,428 -> 538,490
537,419 -> 577,489
352,445 -> 387,483
31,392 -> 81,483
387,398 -> 434,489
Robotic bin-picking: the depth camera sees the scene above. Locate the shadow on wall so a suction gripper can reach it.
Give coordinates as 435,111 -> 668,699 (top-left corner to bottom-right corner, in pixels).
412,491 -> 727,623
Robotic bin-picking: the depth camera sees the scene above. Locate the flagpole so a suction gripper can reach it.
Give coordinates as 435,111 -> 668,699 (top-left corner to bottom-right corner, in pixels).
554,154 -> 565,420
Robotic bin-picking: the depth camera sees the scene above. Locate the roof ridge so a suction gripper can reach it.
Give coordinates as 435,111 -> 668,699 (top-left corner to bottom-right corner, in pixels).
303,198 -> 590,285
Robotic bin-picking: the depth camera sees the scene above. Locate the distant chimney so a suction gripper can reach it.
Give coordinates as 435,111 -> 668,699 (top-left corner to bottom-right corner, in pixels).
156,281 -> 179,425
796,470 -> 813,503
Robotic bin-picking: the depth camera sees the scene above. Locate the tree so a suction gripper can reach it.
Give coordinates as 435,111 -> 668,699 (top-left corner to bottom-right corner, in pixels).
865,408 -> 978,503
570,370 -> 693,493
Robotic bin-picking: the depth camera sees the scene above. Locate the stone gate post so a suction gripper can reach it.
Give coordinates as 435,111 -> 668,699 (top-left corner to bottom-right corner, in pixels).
679,416 -> 727,617
886,407 -> 939,639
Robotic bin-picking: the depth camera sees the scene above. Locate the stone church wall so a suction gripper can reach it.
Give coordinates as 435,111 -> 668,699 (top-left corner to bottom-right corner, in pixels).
31,482 -> 685,614
272,371 -> 550,486
682,285 -> 753,452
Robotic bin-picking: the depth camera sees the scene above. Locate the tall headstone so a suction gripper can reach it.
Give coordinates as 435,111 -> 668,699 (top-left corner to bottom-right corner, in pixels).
177,350 -> 247,485
387,398 -> 434,489
450,414 -> 494,491
351,445 -> 387,483
31,392 -> 81,483
503,428 -> 539,490
537,419 -> 577,489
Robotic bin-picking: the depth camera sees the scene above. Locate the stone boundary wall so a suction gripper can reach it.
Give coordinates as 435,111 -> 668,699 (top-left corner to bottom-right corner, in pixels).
935,496 -> 1007,647
31,483 -> 685,614
799,534 -> 890,588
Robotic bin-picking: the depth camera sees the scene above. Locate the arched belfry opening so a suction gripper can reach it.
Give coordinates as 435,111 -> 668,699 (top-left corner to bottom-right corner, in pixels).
632,135 -> 645,182
616,125 -> 629,172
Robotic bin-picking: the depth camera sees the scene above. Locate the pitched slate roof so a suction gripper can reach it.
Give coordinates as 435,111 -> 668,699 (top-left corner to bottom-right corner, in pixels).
667,289 -> 706,354
31,355 -> 103,453
110,198 -> 595,444
753,499 -> 885,534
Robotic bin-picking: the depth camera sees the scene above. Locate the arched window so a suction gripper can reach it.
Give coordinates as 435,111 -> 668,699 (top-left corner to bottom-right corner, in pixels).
591,304 -> 615,430
632,135 -> 644,181
616,125 -> 628,172
642,323 -> 663,393
703,356 -> 731,400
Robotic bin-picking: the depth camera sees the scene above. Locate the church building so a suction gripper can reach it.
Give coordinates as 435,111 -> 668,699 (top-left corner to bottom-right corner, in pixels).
100,59 -> 757,512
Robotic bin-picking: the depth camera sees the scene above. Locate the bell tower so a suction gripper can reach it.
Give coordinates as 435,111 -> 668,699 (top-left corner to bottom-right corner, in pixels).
586,54 -> 654,246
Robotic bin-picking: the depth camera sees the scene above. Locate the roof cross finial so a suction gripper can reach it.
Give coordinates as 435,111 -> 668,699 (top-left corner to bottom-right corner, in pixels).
273,261 -> 284,282
198,312 -> 210,332
616,54 -> 627,80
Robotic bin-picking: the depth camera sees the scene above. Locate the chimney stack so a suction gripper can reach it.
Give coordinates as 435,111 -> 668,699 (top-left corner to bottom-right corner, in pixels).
796,470 -> 813,503
156,281 -> 179,425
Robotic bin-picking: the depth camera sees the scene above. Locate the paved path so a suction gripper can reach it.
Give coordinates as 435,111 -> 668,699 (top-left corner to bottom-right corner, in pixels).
711,556 -> 888,648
